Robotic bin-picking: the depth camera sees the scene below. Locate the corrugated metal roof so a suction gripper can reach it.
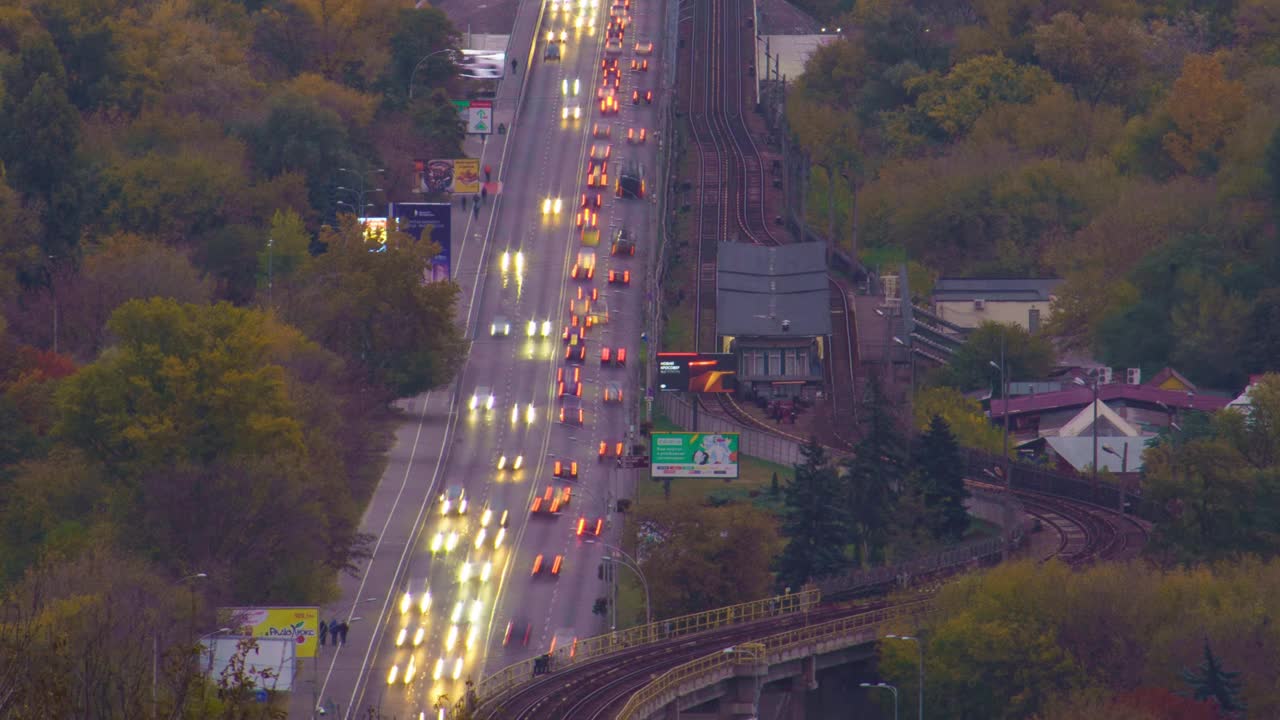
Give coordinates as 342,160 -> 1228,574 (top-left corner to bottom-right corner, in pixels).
991,384 -> 1229,418
932,277 -> 1063,302
716,242 -> 832,337
1044,436 -> 1150,473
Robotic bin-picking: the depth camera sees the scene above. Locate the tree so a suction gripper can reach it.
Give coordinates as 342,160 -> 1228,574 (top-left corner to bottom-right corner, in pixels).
1162,53 -> 1249,175
387,7 -> 459,103
634,499 -> 782,618
259,209 -> 313,298
776,437 -> 848,589
910,415 -> 971,541
1242,289 -> 1280,375
248,92 -> 357,217
935,322 -> 1055,393
1181,641 -> 1247,715
286,219 -> 467,398
412,88 -> 466,158
906,54 -> 1054,139
913,386 -> 1004,454
843,378 -> 908,565
1031,12 -> 1149,108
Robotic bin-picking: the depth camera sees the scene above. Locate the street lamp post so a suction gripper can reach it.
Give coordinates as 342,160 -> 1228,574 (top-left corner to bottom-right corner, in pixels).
1102,444 -> 1128,513
335,167 -> 385,224
409,49 -> 456,100
860,682 -> 899,720
988,355 -> 1010,489
603,544 -> 651,627
885,634 -> 923,720
1073,375 -> 1100,487
155,573 -> 208,719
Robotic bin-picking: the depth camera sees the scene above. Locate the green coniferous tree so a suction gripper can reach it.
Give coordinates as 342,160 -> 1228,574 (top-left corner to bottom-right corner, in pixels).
911,415 -> 971,541
1181,640 -> 1247,715
843,376 -> 908,565
776,437 -> 848,590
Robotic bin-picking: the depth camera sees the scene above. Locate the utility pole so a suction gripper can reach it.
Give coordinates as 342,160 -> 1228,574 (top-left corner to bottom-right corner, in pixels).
267,237 -> 274,308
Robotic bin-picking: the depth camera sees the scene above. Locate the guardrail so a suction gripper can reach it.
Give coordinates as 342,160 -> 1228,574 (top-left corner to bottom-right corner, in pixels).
616,600 -> 934,720
473,588 -> 820,703
815,535 -> 1009,599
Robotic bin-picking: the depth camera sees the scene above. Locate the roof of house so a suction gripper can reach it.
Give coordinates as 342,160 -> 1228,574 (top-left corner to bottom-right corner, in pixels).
932,277 -> 1063,303
717,242 -> 832,337
1056,400 -> 1142,438
1145,367 -> 1197,392
1043,436 -> 1150,473
990,383 -> 1229,419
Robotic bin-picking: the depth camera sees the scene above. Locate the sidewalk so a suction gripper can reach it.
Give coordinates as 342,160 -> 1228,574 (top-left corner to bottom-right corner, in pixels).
289,22 -> 536,720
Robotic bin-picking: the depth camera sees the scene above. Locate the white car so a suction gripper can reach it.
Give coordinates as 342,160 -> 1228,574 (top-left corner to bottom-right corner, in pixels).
561,105 -> 582,121
490,316 -> 511,337
562,78 -> 581,96
439,485 -> 467,515
470,386 -> 496,411
542,196 -> 564,215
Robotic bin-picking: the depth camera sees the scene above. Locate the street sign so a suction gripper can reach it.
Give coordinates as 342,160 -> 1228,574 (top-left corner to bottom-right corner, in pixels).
468,100 -> 493,134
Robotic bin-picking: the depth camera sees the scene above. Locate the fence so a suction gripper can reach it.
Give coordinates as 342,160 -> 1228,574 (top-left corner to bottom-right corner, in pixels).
616,600 -> 934,720
657,393 -> 804,466
472,588 -> 820,709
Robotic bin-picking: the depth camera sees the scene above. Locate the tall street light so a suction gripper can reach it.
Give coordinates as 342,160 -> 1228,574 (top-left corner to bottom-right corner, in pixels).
1102,443 -> 1128,514
1073,375 -> 1100,487
988,356 -> 1010,489
155,573 -> 208,719
885,634 -> 923,720
603,544 -> 651,627
336,167 -> 386,224
860,682 -> 899,720
409,49 -> 456,100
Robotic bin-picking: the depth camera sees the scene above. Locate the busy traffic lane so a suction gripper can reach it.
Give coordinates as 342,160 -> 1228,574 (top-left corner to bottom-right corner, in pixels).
357,1 -> 625,715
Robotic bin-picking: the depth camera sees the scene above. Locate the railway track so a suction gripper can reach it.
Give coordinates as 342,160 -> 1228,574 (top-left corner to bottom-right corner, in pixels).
683,0 -> 856,446
483,485 -> 1148,720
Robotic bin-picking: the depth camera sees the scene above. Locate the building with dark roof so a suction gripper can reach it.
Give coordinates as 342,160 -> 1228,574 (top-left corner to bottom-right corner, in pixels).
716,242 -> 831,399
931,277 -> 1063,332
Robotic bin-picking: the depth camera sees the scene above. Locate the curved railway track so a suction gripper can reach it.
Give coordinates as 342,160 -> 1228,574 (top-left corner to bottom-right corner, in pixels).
482,487 -> 1148,720
684,0 -> 856,446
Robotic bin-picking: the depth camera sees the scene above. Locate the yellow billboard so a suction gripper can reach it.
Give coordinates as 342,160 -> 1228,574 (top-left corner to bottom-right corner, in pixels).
453,158 -> 481,194
220,606 -> 320,658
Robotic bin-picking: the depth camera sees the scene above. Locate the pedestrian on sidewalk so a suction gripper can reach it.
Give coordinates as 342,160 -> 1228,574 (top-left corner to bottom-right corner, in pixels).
318,619 -> 328,647
484,164 -> 492,182
462,195 -> 468,210
329,619 -> 339,644
473,202 -> 480,217
481,186 -> 488,203
337,621 -> 349,645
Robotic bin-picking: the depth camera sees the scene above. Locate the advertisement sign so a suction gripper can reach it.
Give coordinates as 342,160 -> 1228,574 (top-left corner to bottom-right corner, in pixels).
459,49 -> 506,79
202,636 -> 297,691
357,217 -> 388,248
416,159 -> 481,194
452,158 -> 482,193
467,100 -> 494,134
650,432 -> 740,478
657,352 -> 738,392
219,606 -> 320,658
390,202 -> 452,281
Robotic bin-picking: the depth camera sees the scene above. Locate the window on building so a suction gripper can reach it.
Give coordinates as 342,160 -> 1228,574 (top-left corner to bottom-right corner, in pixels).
768,351 -> 782,377
1028,308 -> 1041,333
784,350 -> 800,376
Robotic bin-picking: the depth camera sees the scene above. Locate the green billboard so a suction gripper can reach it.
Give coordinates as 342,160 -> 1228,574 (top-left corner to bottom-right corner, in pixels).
649,432 -> 740,479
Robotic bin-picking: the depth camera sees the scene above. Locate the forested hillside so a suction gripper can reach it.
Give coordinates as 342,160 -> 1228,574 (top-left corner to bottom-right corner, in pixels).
789,0 -> 1280,388
0,2 -> 472,710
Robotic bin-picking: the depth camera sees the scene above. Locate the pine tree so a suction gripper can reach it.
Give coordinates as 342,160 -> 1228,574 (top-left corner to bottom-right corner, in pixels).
776,437 -> 848,590
911,415 -> 971,541
843,376 -> 908,565
1181,640 -> 1247,715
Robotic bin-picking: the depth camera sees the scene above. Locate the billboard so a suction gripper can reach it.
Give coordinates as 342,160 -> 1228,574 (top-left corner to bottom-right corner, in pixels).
218,606 -> 320,659
390,202 -> 452,281
650,432 -> 740,478
453,158 -> 481,193
657,352 -> 738,393
202,636 -> 297,692
458,49 -> 506,79
358,217 -> 388,249
415,159 -> 482,194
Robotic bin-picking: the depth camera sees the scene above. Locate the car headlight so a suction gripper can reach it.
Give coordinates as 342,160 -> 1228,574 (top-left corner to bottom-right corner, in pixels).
526,404 -> 536,423
554,197 -> 563,213
527,320 -> 537,336
486,395 -> 495,410
514,454 -> 524,469
516,251 -> 525,270
562,78 -> 568,95
501,250 -> 511,270
543,197 -> 553,213
541,320 -> 552,337
469,395 -> 478,410
490,323 -> 498,336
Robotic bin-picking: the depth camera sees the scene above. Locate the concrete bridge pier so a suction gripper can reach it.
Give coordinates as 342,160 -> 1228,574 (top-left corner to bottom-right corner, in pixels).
718,663 -> 770,719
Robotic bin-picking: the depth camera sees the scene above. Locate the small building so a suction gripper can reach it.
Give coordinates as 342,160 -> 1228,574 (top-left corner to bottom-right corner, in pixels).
931,277 -> 1063,332
716,242 -> 831,400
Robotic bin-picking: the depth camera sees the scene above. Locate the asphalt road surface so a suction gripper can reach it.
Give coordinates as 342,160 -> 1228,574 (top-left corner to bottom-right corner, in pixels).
304,0 -> 665,716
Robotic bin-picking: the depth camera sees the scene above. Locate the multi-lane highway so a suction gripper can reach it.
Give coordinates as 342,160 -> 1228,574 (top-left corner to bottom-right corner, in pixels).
310,0 -> 666,716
